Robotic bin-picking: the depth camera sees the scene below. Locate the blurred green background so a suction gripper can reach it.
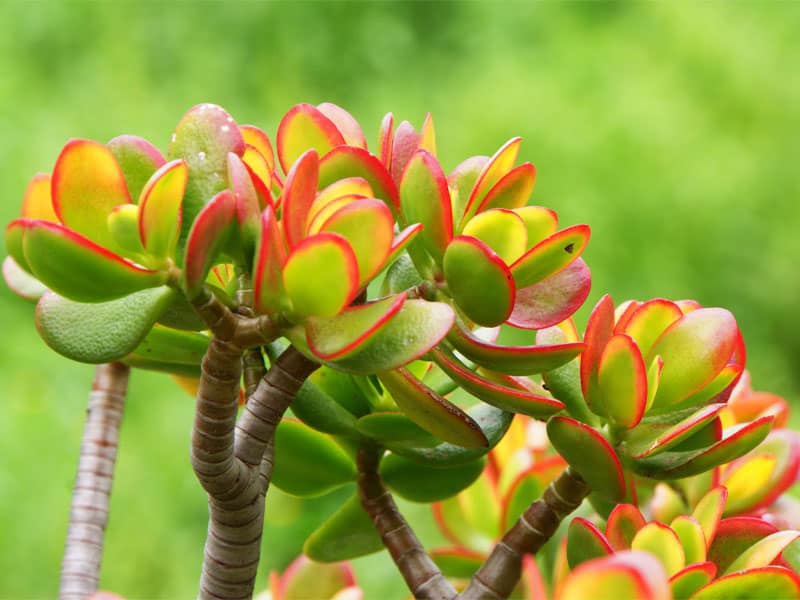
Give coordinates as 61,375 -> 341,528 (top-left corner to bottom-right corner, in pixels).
1,1 -> 799,598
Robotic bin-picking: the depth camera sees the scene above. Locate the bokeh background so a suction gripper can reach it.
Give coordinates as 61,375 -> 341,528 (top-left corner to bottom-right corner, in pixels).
1,2 -> 798,597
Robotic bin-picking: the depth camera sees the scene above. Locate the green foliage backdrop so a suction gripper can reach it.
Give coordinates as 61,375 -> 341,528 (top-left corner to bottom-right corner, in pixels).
1,2 -> 798,597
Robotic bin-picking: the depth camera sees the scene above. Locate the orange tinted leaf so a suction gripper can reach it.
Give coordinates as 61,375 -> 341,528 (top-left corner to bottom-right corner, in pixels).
139,159 -> 187,260
281,149 -> 320,248
20,173 -> 57,222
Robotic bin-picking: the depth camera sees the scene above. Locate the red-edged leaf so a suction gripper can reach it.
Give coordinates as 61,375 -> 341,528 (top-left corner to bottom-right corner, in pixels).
507,257 -> 591,330
318,146 -> 400,213
580,294 -> 616,401
567,517 -> 614,568
547,415 -> 626,501
52,139 -> 131,248
20,173 -> 58,222
384,223 -> 424,268
227,152 -> 262,258
669,562 -> 716,599
317,102 -> 367,148
476,162 -> 536,213
276,103 -> 345,173
378,368 -> 487,448
462,208 -> 528,265
443,235 -> 515,327
138,159 -> 187,261
606,503 -> 646,551
399,149 -> 453,263
619,299 -> 683,358
22,220 -> 165,302
692,486 -> 728,547
724,530 -> 800,575
182,190 -> 236,298
5,218 -> 32,272
510,224 -> 590,288
446,317 -> 584,375
319,198 -> 394,285
707,517 -> 780,573
281,149 -> 320,248
514,205 -> 558,247
240,124 -> 275,177
648,308 -> 739,412
418,113 -> 436,154
241,143 -> 272,190
309,177 -> 373,225
107,134 -> 166,201
306,293 -> 406,360
283,233 -> 358,319
460,137 -> 522,228
632,522 -> 686,576
672,515 -> 708,564
253,206 -> 287,316
431,347 -> 565,418
556,551 -> 671,600
449,156 -> 489,228
624,403 -> 727,459
390,120 -> 421,183
596,334 -> 647,428
691,566 -> 800,600
378,112 -> 394,167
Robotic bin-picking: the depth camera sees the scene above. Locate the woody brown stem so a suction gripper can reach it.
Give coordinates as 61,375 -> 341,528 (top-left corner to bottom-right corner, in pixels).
459,467 -> 589,600
59,362 -> 130,600
357,448 -> 457,600
192,339 -> 318,600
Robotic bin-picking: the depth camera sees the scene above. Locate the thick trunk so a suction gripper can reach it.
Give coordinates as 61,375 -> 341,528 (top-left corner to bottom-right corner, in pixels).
459,467 -> 589,600
357,448 -> 457,600
59,362 -> 130,600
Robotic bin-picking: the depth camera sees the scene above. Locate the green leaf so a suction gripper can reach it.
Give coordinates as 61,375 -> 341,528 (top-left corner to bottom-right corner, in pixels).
378,368 -> 487,449
606,503 -> 646,550
443,235 -> 514,327
271,420 -> 356,497
139,159 -> 187,261
431,549 -> 484,580
277,103 -> 345,173
596,333 -> 647,428
308,367 -> 372,417
501,468 -> 542,531
724,531 -> 800,575
708,516 -> 779,574
318,146 -> 399,214
547,415 -> 626,501
622,404 -> 726,459
690,567 -> 800,600
567,517 -> 613,569
107,134 -> 165,201
281,148 -> 320,248
356,412 -> 440,448
618,299 -> 683,359
631,522 -> 686,577
304,493 -> 384,562
35,287 -> 177,363
477,163 -> 536,213
292,379 -> 360,436
125,324 -> 209,367
558,551 -> 671,600
380,453 -> 486,502
459,138 -> 521,228
671,515 -> 708,564
509,224 -> 590,289
23,221 -> 166,302
669,563 -> 716,600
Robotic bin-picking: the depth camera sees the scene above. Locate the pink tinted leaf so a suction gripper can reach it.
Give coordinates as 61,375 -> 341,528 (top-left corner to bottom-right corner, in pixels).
281,149 -> 320,248
378,112 -> 394,168
399,149 -> 453,264
277,103 -> 345,173
708,516 -> 779,573
556,551 -> 671,600
317,102 -> 367,148
580,294 -> 616,399
253,206 -> 287,316
2,256 -> 47,301
390,120 -> 421,183
507,257 -> 591,330
108,134 -> 166,201
52,139 -> 131,248
138,159 -> 187,260
226,152 -> 261,259
547,415 -> 626,501
182,190 -> 236,298
606,503 -> 646,551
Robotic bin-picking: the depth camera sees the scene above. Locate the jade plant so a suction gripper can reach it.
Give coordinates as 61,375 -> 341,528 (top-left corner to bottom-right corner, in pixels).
5,102 -> 799,600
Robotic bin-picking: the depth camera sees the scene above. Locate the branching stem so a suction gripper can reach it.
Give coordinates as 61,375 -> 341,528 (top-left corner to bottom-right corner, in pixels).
357,447 -> 457,600
59,362 -> 130,600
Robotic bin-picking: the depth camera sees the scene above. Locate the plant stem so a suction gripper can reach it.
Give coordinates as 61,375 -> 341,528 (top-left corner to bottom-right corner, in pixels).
459,467 -> 589,600
59,362 -> 130,600
357,448 -> 457,600
192,339 -> 317,600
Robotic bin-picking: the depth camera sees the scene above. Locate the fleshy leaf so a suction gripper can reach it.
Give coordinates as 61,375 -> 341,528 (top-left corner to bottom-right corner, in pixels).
168,104 -> 244,252
556,551 -> 670,600
462,208 -> 527,265
317,102 -> 367,148
308,367 -> 372,417
138,159 -> 187,261
52,139 -> 131,248
23,220 -> 165,302
319,198 -> 394,285
380,454 -> 486,502
283,232 -> 359,319
271,419 -> 356,497
580,294 -> 616,400
567,517 -> 613,568
431,348 -> 565,418
390,121 -> 421,182
648,308 -> 738,411
670,563 -> 716,599
281,149 -> 320,248
2,256 -> 47,301
631,522 -> 686,577
378,112 -> 393,167
356,412 -> 440,448
108,204 -> 146,257
547,415 -> 626,501
460,137 -> 521,228
182,190 -> 236,298
20,173 -> 57,221
227,152 -> 264,260
446,318 -> 584,375
378,368 -> 487,448
125,324 -> 209,369
318,146 -> 399,213
509,225 -> 591,289
107,134 -> 165,201
385,403 -> 512,467
278,556 -> 357,600
606,503 -> 647,551
306,294 -> 406,360
476,163 -> 536,213
596,333 -> 647,427
277,103 -> 345,173
619,299 -> 683,358
690,566 -> 800,600
724,531 -> 800,575
35,287 -> 177,363
253,206 -> 287,316
671,515 -> 708,564
240,125 -> 275,176
304,494 -> 383,562
443,235 -> 515,327
692,486 -> 728,547
623,403 -> 727,459
399,149 -> 453,263
292,379 -> 359,436
514,206 -> 558,247
506,258 -> 591,330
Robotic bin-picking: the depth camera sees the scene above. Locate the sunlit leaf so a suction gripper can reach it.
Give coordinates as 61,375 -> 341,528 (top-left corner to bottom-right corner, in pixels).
182,190 -> 236,298
138,159 -> 187,260
277,103 -> 345,173
108,134 -> 165,201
